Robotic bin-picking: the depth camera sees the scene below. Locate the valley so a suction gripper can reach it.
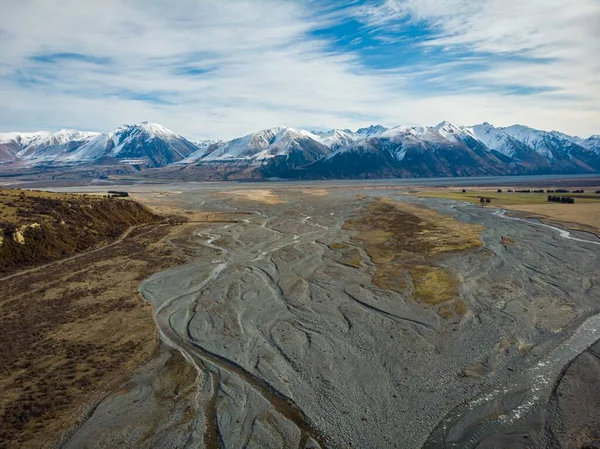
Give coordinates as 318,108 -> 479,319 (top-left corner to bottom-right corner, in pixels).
18,180 -> 598,448
3,2 -> 598,447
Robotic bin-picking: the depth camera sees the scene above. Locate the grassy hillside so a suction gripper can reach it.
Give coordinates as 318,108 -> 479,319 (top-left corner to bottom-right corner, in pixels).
0,189 -> 159,275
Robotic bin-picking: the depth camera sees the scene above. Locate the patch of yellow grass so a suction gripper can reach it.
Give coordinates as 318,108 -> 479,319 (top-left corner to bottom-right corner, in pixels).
454,300 -> 467,316
301,189 -> 329,197
329,243 -> 362,268
342,254 -> 362,269
372,262 -> 407,292
507,203 -> 600,235
416,188 -> 600,236
228,189 -> 285,205
0,188 -> 86,222
389,200 -> 483,255
344,198 -> 482,320
410,266 -> 458,305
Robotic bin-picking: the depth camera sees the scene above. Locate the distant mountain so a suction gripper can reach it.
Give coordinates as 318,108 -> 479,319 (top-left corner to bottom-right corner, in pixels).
576,135 -> 600,153
0,122 -> 197,168
356,125 -> 389,138
180,126 -> 331,179
0,131 -> 98,163
310,129 -> 361,150
65,122 -> 197,167
290,122 -> 600,179
296,124 -> 509,179
1,121 -> 598,179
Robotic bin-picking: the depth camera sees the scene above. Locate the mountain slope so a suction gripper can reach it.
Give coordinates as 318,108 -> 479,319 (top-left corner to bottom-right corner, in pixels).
180,126 -> 332,179
63,122 -> 197,167
293,125 -> 509,179
0,132 -> 50,163
1,121 -> 599,179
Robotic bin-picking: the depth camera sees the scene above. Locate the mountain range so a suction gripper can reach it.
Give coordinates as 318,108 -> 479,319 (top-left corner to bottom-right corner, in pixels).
1,121 -> 599,180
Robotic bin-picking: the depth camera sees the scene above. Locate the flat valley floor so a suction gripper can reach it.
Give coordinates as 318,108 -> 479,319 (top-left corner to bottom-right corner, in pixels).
49,183 -> 600,448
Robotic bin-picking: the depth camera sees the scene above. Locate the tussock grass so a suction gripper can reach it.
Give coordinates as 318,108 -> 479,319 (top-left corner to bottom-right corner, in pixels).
416,188 -> 600,236
329,243 -> 362,268
228,189 -> 284,205
500,236 -> 518,246
344,198 -> 482,319
410,266 -> 458,306
0,188 -> 159,275
0,222 -> 186,447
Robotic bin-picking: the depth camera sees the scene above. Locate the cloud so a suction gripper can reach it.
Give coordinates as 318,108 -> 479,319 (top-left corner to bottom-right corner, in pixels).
0,0 -> 598,139
354,0 -> 600,123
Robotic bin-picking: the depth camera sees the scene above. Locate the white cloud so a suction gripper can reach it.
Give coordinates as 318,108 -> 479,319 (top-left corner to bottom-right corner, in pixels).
0,0 -> 598,139
355,0 -> 600,127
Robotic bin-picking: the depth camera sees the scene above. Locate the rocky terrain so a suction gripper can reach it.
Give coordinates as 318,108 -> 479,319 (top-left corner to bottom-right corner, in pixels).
54,183 -> 600,448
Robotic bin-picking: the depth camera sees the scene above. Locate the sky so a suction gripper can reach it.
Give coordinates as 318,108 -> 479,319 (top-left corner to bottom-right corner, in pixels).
0,0 -> 598,139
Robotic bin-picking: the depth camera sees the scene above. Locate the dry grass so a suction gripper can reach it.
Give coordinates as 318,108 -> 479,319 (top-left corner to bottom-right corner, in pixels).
300,189 -> 329,197
372,263 -> 407,292
0,189 -> 81,222
228,189 -> 284,205
417,188 -> 600,206
0,217 -> 190,448
507,203 -> 600,236
328,243 -> 362,268
341,252 -> 362,269
416,188 -> 600,236
0,188 -> 159,275
410,266 -> 459,305
344,198 -> 482,319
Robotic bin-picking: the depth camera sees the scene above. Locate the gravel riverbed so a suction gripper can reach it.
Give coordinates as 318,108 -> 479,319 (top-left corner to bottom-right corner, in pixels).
65,185 -> 600,448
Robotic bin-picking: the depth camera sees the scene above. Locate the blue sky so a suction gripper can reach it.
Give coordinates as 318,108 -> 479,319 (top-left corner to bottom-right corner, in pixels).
1,0 -> 598,139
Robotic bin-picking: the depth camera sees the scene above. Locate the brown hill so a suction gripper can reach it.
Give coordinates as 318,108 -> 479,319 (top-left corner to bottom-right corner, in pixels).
0,189 -> 159,275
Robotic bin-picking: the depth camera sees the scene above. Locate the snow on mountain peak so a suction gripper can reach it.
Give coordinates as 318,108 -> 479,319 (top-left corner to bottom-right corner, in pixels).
2,121 -> 598,172
310,128 -> 360,149
0,131 -> 50,146
109,122 -> 178,141
356,125 -> 388,137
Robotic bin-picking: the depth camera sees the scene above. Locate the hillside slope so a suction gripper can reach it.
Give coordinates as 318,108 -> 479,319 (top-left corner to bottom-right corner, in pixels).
0,189 -> 160,275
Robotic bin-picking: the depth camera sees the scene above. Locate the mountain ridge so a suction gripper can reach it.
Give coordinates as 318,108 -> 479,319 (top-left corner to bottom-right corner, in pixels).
1,121 -> 599,179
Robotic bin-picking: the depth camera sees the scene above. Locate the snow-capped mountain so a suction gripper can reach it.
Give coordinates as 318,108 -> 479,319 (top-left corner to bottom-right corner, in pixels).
1,120 -> 598,179
63,122 -> 198,167
325,121 -> 598,178
205,127 -> 328,161
310,128 -> 361,150
178,126 -> 332,180
19,130 -> 100,162
308,125 -> 388,150
356,125 -> 388,138
0,130 -> 98,163
301,122 -> 509,179
576,135 -> 600,153
0,122 -> 197,167
181,126 -> 330,176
